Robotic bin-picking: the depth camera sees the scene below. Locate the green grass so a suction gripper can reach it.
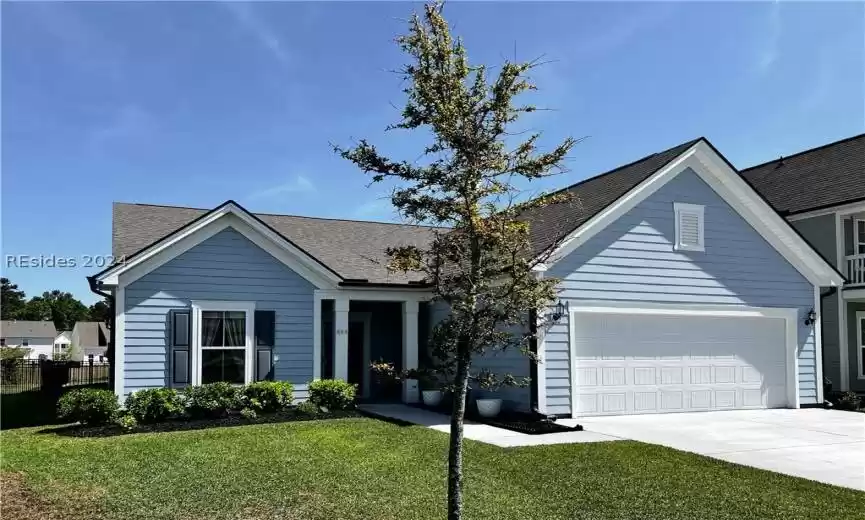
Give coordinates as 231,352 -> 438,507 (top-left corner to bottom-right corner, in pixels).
2,417 -> 862,520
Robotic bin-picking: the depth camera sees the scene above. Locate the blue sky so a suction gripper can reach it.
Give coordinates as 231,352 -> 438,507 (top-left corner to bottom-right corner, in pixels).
2,1 -> 863,304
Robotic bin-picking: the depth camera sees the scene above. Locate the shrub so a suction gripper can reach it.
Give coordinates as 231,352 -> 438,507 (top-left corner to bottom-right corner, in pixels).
116,413 -> 138,431
295,400 -> 321,416
57,388 -> 119,426
125,388 -> 184,424
837,391 -> 862,411
308,379 -> 356,411
240,407 -> 257,420
183,382 -> 241,419
241,381 -> 294,413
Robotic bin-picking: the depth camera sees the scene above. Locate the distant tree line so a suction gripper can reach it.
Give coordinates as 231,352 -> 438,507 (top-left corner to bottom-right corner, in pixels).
1,277 -> 110,332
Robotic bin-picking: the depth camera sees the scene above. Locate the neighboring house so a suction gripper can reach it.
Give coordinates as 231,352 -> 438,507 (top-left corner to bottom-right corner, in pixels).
741,133 -> 865,393
54,330 -> 72,358
0,321 -> 58,359
89,137 -> 844,417
70,321 -> 110,363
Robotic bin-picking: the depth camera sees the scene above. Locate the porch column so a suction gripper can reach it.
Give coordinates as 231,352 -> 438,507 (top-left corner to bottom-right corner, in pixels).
334,296 -> 350,381
402,300 -> 420,403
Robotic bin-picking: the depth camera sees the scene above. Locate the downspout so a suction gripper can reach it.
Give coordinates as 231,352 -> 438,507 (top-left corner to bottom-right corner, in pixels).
86,275 -> 115,393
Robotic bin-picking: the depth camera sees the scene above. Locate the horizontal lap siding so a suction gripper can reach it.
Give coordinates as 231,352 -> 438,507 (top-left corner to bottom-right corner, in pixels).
544,169 -> 817,415
123,228 -> 315,398
427,301 -> 531,411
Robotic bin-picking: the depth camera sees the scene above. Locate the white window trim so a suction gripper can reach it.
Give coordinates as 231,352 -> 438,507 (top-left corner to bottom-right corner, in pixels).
673,202 -> 705,252
857,311 -> 865,380
855,219 -> 865,255
190,300 -> 256,386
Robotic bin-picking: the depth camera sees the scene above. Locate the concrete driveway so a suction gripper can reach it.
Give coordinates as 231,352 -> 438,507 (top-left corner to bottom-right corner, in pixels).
572,409 -> 865,490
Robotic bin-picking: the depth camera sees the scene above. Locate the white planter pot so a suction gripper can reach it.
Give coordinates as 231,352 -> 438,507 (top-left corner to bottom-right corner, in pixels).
476,398 -> 502,418
422,390 -> 443,407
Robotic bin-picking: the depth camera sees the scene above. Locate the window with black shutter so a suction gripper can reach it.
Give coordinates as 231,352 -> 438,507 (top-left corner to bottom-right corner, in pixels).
254,310 -> 275,380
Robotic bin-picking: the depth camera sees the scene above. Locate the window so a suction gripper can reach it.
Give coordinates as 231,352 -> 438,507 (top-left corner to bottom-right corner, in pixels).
855,219 -> 865,255
674,202 -> 705,252
0,338 -> 5,347
858,312 -> 865,378
22,339 -> 29,347
191,302 -> 254,385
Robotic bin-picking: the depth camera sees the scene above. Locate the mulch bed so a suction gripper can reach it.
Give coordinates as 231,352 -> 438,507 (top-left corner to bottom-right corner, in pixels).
39,409 -> 362,438
408,402 -> 583,435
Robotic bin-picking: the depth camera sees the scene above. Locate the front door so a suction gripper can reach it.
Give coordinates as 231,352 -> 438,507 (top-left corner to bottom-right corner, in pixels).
347,320 -> 366,396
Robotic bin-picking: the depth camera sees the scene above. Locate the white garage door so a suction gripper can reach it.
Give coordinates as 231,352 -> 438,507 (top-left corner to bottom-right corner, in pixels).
570,311 -> 790,416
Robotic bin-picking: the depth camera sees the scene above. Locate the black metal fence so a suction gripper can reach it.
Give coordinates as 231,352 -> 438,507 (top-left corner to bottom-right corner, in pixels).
0,359 -> 110,394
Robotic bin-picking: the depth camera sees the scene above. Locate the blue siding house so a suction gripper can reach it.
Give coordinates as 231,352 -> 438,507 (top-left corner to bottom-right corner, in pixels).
91,137 -> 844,417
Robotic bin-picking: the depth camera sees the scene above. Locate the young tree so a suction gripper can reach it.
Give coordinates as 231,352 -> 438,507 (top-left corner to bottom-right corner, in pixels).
336,4 -> 576,518
1,277 -> 27,320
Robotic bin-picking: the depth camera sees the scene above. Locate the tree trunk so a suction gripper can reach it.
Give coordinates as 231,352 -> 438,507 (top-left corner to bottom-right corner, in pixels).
447,350 -> 471,520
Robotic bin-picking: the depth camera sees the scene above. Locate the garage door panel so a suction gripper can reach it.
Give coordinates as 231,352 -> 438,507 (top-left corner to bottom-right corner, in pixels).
571,312 -> 788,416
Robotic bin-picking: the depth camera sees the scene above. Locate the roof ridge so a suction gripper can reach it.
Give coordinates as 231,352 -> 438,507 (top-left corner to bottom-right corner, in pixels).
741,133 -> 865,173
537,137 -> 703,199
113,202 -> 447,229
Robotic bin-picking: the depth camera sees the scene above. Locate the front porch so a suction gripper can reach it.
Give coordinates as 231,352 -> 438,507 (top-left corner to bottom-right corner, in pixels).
314,289 -> 428,403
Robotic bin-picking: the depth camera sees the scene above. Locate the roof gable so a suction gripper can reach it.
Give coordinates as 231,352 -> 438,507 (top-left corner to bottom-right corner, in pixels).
537,139 -> 844,287
519,139 -> 702,256
108,201 -> 440,286
1,321 -> 57,338
740,134 -> 865,215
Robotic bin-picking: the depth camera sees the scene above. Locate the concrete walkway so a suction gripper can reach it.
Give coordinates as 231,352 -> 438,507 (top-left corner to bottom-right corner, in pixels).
358,403 -> 618,447
568,409 -> 865,491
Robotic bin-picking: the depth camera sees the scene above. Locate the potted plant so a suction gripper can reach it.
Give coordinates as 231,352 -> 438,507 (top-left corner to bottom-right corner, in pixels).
472,370 -> 505,418
472,370 -> 531,418
410,368 -> 443,407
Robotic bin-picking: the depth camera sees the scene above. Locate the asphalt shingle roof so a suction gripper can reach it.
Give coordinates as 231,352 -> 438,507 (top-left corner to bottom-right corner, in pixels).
74,322 -> 109,347
1,321 -> 57,339
112,139 -> 706,283
518,138 -> 702,255
740,134 -> 865,215
113,203 -> 441,284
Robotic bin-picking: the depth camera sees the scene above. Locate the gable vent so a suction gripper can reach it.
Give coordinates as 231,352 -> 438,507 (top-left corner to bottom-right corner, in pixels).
674,203 -> 705,252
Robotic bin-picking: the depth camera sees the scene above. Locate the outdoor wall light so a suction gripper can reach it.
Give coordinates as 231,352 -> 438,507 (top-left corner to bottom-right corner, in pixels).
550,300 -> 567,323
804,308 -> 817,327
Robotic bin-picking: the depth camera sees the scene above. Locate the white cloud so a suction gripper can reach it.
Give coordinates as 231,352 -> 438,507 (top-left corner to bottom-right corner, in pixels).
352,197 -> 398,221
756,1 -> 782,73
87,104 -> 157,152
248,175 -> 316,199
221,2 -> 290,65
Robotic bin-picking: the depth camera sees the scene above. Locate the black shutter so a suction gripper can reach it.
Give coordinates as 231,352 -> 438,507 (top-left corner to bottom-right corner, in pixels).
170,310 -> 191,386
255,310 -> 275,381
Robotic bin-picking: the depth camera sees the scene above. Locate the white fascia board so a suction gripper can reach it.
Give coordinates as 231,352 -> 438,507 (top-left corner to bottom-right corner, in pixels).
544,140 -> 843,288
787,200 -> 865,221
97,203 -> 341,289
545,146 -> 700,267
690,143 -> 843,287
314,288 -> 432,302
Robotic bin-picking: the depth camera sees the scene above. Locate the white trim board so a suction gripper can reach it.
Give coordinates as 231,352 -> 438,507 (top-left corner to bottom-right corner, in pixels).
97,203 -> 341,290
857,311 -> 865,380
190,300 -> 256,386
566,302 -> 801,414
113,285 -> 125,399
545,140 -> 843,288
787,201 -> 865,221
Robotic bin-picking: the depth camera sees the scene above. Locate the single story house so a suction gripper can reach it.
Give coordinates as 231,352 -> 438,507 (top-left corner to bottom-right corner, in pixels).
89,137 -> 846,417
0,321 -> 57,359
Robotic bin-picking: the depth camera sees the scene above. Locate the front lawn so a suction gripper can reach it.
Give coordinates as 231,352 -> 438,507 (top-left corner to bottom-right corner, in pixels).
2,418 -> 862,520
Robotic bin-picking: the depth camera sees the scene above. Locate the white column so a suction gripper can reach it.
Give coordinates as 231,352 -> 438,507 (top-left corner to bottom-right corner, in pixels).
402,300 -> 420,403
334,297 -> 350,381
835,211 -> 849,391
312,292 -> 322,380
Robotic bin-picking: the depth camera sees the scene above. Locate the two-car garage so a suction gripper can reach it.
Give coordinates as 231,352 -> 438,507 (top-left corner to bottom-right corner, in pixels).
568,306 -> 798,417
